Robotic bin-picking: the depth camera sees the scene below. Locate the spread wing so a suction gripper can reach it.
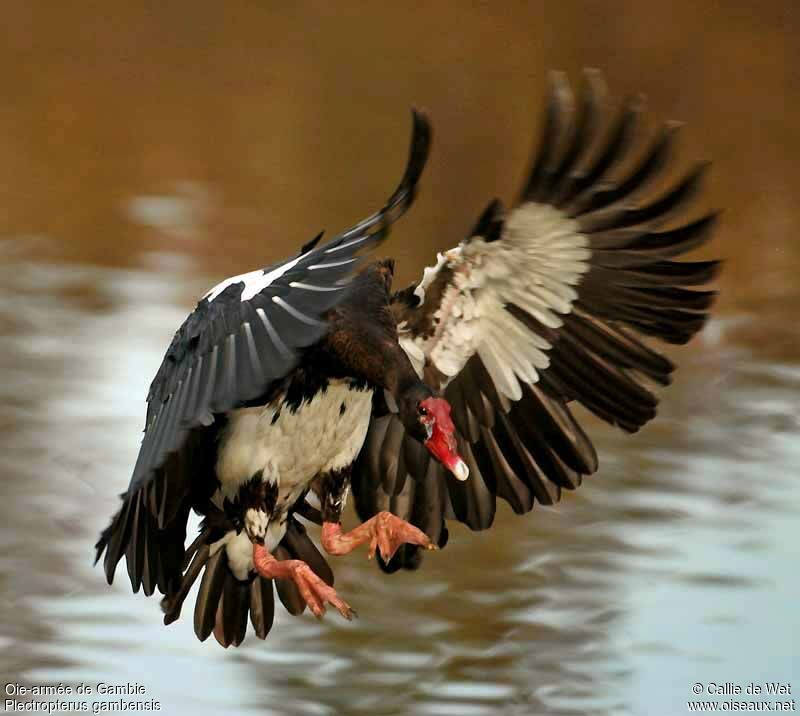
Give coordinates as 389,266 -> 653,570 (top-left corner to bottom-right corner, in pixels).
351,70 -> 720,571
131,110 -> 431,503
97,111 -> 431,592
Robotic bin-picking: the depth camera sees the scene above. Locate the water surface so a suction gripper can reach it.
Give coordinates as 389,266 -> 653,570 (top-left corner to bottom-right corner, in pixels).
0,3 -> 797,715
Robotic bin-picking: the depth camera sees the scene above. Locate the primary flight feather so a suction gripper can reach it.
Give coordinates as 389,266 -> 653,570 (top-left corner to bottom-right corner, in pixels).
96,71 -> 719,647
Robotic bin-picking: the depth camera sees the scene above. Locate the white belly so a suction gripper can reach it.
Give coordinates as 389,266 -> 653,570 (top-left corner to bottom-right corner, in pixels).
211,380 -> 374,580
215,379 -> 374,502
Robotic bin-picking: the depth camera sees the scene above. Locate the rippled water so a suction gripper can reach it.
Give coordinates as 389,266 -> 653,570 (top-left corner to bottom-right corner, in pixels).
1,3 -> 798,715
1,257 -> 797,714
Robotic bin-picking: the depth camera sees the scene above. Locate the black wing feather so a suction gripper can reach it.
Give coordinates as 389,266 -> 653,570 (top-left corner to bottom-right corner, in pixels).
128,108 -> 430,496
96,110 -> 431,624
353,70 -> 719,572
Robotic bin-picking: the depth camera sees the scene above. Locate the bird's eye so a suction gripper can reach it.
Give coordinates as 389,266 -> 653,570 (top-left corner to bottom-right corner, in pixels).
418,405 -> 428,416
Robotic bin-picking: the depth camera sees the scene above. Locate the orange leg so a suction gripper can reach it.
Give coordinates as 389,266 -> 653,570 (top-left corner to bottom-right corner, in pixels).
321,511 -> 437,562
253,544 -> 355,620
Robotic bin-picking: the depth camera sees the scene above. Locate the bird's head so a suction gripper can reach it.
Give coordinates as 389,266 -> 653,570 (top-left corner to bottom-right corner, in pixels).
406,395 -> 469,482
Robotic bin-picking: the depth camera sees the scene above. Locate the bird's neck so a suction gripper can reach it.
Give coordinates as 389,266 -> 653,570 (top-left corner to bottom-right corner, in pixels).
387,365 -> 431,405
324,277 -> 429,401
350,335 -> 427,404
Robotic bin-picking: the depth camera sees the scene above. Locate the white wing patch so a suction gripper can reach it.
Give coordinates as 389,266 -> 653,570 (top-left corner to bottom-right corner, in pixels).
413,250 -> 450,305
407,203 -> 590,401
204,254 -> 304,303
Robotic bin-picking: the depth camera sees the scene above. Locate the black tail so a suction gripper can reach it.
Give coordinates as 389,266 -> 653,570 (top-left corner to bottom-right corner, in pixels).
97,484 -> 335,648
155,514 -> 334,648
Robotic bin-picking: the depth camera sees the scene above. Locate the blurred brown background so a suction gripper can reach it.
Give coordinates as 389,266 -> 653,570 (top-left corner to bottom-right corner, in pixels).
1,2 -> 797,321
0,3 -> 797,716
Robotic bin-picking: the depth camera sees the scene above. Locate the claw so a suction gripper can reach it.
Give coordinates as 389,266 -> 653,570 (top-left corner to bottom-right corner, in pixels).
322,512 -> 436,562
253,544 -> 354,620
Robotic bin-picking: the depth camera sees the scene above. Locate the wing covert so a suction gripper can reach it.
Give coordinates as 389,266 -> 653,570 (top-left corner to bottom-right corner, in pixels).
352,70 -> 719,570
129,109 -> 431,501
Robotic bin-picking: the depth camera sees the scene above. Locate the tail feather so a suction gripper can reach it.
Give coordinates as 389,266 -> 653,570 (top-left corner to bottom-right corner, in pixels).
282,517 -> 334,585
272,544 -> 306,616
175,515 -> 333,643
101,492 -> 335,645
182,526 -> 213,571
213,571 -> 250,648
193,549 -> 228,642
249,575 -> 275,640
162,544 -> 209,626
